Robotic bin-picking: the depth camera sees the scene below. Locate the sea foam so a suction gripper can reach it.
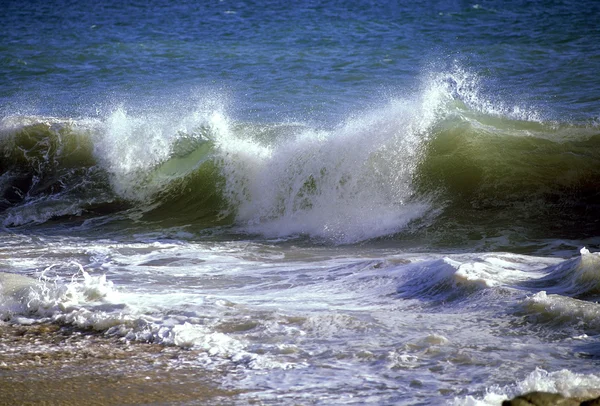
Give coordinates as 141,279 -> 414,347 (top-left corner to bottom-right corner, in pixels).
454,367 -> 600,405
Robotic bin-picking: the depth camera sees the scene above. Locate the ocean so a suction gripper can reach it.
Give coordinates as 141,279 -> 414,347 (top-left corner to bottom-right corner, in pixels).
1,0 -> 600,404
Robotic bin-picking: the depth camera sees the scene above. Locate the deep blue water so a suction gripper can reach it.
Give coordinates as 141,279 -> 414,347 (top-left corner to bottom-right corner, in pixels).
2,0 -> 599,121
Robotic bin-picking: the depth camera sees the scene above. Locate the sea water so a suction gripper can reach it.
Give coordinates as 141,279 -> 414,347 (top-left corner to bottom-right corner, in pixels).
1,0 -> 600,404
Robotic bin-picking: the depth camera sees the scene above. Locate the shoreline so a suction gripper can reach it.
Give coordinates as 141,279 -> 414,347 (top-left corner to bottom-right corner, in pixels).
0,323 -> 242,405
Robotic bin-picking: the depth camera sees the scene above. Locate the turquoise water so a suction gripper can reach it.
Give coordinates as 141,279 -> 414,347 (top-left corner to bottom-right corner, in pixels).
1,1 -> 600,404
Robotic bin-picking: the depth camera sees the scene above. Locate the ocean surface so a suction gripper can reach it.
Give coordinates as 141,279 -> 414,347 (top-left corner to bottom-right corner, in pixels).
1,0 -> 600,404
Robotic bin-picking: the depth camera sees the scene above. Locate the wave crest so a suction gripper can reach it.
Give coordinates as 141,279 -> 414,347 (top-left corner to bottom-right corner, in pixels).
1,69 -> 599,246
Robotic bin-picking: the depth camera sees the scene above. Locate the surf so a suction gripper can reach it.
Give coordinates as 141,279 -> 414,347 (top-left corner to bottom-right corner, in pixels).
1,68 -> 599,250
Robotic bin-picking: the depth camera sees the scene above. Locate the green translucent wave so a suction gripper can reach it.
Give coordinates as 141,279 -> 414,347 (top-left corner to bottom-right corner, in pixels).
1,115 -> 599,247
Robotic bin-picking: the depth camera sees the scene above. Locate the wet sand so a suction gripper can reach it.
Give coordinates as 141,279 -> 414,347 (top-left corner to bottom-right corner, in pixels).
0,323 -> 242,405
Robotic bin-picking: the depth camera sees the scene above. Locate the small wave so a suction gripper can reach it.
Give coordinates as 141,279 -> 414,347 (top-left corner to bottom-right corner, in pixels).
507,248 -> 600,334
453,367 -> 600,405
523,291 -> 600,333
524,248 -> 600,299
395,258 -> 494,302
395,252 -> 556,302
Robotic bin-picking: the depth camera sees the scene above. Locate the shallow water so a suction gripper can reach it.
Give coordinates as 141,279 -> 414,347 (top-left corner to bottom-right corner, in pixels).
2,235 -> 600,404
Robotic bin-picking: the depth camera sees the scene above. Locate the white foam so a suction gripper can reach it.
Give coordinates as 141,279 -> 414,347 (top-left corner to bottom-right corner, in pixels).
208,65 -> 546,243
452,253 -> 554,288
454,367 -> 600,405
94,101 -> 229,200
535,247 -> 600,297
0,262 -> 128,330
24,262 -> 120,316
396,253 -> 557,299
433,65 -> 543,122
218,93 -> 439,244
525,291 -> 600,328
0,255 -> 303,371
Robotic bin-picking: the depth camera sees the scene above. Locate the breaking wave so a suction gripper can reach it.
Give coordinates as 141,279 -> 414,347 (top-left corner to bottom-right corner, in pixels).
1,68 -> 599,246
